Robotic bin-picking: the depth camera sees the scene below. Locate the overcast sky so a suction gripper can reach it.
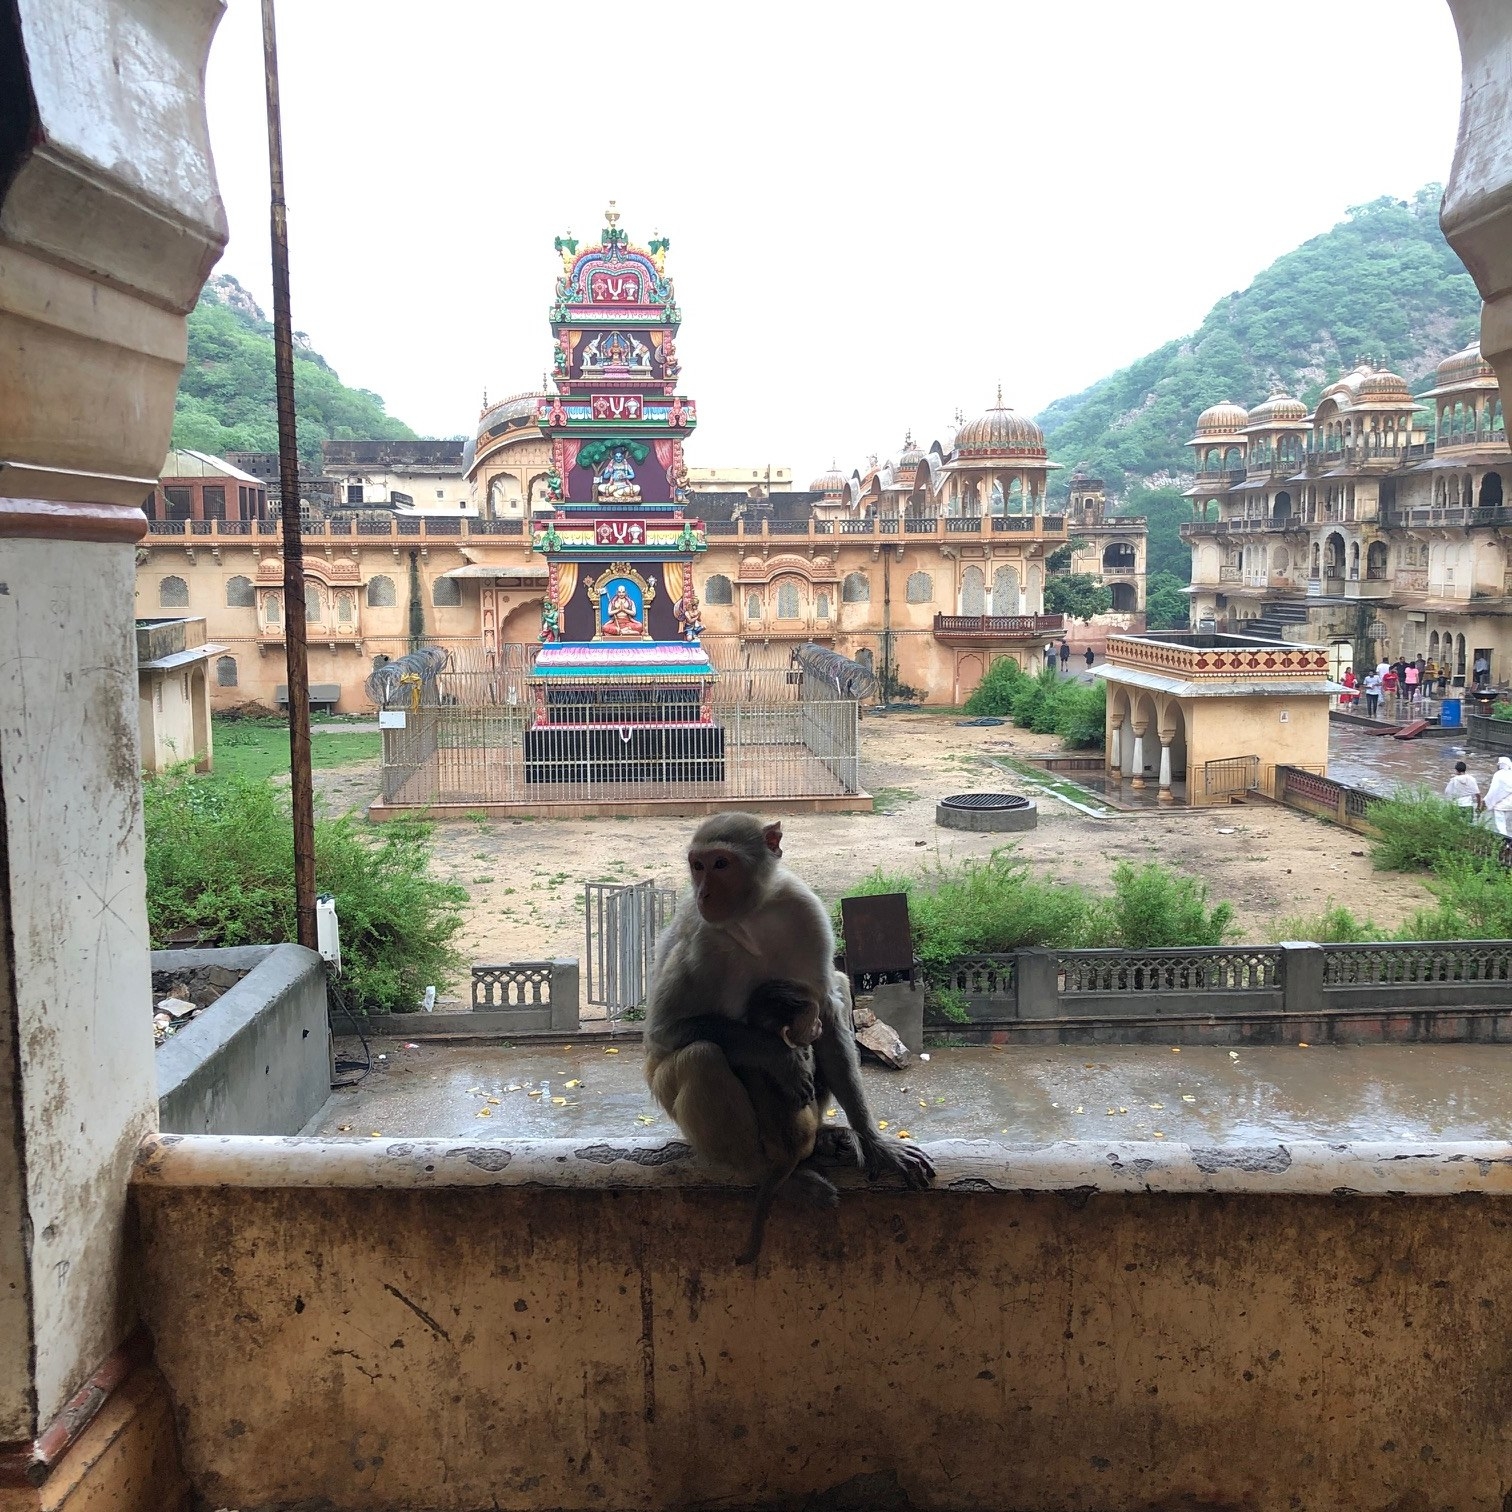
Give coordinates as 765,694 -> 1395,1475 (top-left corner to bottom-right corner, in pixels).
205,1 -> 1466,484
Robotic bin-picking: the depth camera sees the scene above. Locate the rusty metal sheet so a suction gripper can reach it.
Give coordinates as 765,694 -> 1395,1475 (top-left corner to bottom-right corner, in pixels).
840,892 -> 914,980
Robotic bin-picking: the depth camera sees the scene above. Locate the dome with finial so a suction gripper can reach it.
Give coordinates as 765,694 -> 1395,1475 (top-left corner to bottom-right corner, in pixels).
1319,362 -> 1413,408
809,462 -> 849,496
893,430 -> 925,473
1433,342 -> 1498,391
1245,388 -> 1308,428
1193,401 -> 1250,436
953,386 -> 1047,460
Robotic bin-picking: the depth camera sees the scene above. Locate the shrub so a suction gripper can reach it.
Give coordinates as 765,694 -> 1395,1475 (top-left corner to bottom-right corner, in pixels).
1394,855 -> 1512,940
1100,861 -> 1235,948
1367,786 -> 1500,872
835,851 -> 1233,971
1272,902 -> 1386,943
1491,701 -> 1512,722
964,660 -> 1105,748
963,656 -> 1027,717
1053,680 -> 1106,749
143,772 -> 466,1012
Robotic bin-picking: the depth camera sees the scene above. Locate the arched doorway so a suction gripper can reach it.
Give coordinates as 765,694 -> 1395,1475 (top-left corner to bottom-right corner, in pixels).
1273,490 -> 1292,524
1103,542 -> 1136,572
1324,532 -> 1345,580
1482,471 -> 1504,508
1109,581 -> 1137,612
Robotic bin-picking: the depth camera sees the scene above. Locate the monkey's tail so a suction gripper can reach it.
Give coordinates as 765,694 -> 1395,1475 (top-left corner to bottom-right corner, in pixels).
736,1169 -> 789,1267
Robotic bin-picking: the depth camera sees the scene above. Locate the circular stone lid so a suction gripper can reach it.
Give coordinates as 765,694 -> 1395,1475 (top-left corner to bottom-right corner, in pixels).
938,793 -> 1030,810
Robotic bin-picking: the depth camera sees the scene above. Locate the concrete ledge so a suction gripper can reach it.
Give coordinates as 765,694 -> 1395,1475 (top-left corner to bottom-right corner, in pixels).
153,944 -> 330,1136
132,1132 -> 1512,1196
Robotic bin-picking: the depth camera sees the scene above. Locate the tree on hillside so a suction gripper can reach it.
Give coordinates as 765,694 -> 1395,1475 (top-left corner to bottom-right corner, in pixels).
1045,574 -> 1112,621
171,278 -> 416,470
1039,186 -> 1480,494
1118,485 -> 1191,581
1145,571 -> 1190,631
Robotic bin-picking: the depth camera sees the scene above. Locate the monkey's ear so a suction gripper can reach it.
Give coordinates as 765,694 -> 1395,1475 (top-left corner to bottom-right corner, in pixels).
762,821 -> 783,857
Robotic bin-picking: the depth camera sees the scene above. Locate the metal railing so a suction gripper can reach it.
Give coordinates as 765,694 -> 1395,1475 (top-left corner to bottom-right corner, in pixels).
584,880 -> 678,1018
933,613 -> 1066,638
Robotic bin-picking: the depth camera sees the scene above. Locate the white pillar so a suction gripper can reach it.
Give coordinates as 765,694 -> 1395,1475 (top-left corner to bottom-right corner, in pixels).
1158,740 -> 1174,803
1109,722 -> 1121,772
1121,718 -> 1136,778
1131,728 -> 1147,787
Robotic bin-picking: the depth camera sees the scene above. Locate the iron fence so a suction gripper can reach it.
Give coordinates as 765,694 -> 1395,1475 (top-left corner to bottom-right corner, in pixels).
1202,755 -> 1260,797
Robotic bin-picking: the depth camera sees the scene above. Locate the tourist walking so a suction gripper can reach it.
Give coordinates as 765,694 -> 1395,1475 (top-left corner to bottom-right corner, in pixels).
1445,761 -> 1482,811
1059,639 -> 1070,672
1404,660 -> 1420,705
1475,651 -> 1491,689
1381,665 -> 1398,707
1363,668 -> 1381,717
1044,641 -> 1057,672
1340,666 -> 1358,708
1438,660 -> 1450,694
1486,757 -> 1512,835
1083,646 -> 1095,670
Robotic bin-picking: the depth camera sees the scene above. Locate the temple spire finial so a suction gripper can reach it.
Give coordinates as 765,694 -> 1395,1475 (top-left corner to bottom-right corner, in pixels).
996,382 -> 1003,406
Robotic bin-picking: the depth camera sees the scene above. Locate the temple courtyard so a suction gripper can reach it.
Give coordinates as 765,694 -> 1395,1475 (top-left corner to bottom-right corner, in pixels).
311,709 -> 1462,966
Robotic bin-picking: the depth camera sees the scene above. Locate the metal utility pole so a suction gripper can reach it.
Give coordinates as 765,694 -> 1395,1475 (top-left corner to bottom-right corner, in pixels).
261,0 -> 317,950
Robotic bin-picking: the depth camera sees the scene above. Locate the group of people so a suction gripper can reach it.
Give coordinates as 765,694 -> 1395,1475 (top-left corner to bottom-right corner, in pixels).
1444,756 -> 1512,834
1342,656 -> 1454,718
1043,639 -> 1097,673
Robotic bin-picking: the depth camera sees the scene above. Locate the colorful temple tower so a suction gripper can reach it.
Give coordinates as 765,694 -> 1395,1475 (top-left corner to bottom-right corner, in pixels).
526,205 -> 722,780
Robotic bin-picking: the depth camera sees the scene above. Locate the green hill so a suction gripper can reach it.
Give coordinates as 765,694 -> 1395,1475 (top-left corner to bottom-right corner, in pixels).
170,274 -> 416,471
1038,185 -> 1481,499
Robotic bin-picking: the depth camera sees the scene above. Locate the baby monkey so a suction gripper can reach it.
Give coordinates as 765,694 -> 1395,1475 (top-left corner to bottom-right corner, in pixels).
677,978 -> 833,1265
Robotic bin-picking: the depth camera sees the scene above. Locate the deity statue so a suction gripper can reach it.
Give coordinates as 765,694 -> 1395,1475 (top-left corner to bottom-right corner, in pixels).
545,466 -> 564,503
675,590 -> 704,642
601,583 -> 645,638
630,335 -> 652,369
672,460 -> 692,507
595,446 -> 642,503
539,598 -> 561,643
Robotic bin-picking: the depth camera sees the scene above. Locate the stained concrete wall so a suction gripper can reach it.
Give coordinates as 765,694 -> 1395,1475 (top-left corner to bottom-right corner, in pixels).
134,1134 -> 1512,1512
154,945 -> 330,1137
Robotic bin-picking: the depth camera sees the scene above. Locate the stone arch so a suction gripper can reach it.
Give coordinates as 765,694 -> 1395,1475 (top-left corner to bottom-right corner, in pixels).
955,653 -> 985,702
960,566 -> 985,616
991,565 -> 1020,615
366,574 -> 396,607
1110,581 -> 1137,611
703,573 -> 733,605
1102,541 -> 1136,571
841,571 -> 870,603
1483,471 -> 1504,508
159,575 -> 188,608
225,574 -> 254,608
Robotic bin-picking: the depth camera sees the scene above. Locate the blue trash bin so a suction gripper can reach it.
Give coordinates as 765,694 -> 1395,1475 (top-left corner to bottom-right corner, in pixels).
1441,696 -> 1463,729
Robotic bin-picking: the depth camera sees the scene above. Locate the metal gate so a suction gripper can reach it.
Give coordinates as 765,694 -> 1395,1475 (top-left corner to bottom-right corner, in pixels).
584,880 -> 678,1018
1203,754 -> 1260,798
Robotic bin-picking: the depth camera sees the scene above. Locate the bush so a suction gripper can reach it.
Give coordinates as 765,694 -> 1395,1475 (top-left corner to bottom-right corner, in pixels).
1394,855 -> 1512,940
1367,786 -> 1500,872
143,773 -> 467,1012
835,850 -> 1234,972
1101,861 -> 1235,948
963,660 -> 1105,748
1272,902 -> 1386,943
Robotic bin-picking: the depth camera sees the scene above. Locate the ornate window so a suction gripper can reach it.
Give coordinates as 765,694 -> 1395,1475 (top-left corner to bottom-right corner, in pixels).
776,580 -> 801,619
158,575 -> 189,608
960,566 -> 985,616
305,584 -> 323,622
841,571 -> 870,603
703,573 -> 733,605
905,571 -> 932,604
992,565 -> 1020,615
215,655 -> 238,688
432,576 -> 462,607
815,592 -> 830,619
265,593 -> 281,624
335,592 -> 355,623
366,574 -> 396,607
226,574 -> 255,608
745,592 -> 761,620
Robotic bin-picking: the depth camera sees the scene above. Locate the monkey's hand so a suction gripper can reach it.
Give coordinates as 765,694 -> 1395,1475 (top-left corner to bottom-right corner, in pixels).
857,1130 -> 935,1189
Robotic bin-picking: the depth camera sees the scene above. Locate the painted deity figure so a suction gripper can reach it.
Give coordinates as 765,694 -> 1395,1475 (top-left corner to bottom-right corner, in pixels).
675,590 -> 704,642
601,584 -> 645,638
540,598 -> 561,643
596,446 -> 642,503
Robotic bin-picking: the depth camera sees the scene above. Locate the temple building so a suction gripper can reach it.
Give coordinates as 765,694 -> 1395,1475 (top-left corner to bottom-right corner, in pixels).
1183,348 -> 1511,683
1063,469 -> 1147,619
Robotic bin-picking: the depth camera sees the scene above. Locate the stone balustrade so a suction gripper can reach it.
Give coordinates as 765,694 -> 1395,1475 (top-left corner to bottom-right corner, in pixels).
1105,633 -> 1330,679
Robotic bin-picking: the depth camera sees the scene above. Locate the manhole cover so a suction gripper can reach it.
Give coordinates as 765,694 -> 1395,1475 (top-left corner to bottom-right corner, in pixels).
935,792 -> 1037,831
939,793 -> 1030,810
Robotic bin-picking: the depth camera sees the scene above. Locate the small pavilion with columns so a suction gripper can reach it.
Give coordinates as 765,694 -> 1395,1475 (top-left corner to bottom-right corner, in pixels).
1099,631 -> 1337,805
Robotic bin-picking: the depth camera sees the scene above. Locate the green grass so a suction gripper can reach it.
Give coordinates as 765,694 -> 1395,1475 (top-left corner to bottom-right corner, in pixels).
871,786 -> 918,813
212,718 -> 380,783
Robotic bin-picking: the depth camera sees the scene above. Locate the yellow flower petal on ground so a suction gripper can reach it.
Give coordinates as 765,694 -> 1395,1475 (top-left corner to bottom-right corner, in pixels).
552,1097 -> 567,1106
566,1080 -> 582,1088
605,1048 -> 620,1055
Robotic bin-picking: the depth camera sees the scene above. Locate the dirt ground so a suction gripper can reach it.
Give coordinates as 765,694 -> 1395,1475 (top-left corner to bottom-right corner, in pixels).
313,712 -> 1435,977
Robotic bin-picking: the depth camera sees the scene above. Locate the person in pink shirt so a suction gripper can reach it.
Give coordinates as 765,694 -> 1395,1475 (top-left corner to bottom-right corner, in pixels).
1404,661 -> 1420,704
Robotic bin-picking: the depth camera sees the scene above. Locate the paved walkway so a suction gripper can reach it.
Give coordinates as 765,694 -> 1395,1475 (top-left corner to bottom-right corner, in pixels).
317,1038 -> 1512,1145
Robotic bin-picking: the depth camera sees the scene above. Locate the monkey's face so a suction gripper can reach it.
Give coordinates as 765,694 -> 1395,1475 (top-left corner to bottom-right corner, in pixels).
779,1000 -> 824,1048
688,845 -> 748,923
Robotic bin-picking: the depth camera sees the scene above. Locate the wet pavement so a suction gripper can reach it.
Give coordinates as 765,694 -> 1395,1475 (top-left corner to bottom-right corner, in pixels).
317,1037 -> 1512,1145
1324,723 -> 1484,795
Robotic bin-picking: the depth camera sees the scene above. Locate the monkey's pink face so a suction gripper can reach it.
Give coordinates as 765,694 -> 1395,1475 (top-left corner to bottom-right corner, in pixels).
688,846 -> 745,923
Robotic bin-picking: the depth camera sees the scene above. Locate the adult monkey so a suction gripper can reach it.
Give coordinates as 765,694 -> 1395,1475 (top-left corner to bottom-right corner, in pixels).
645,813 -> 934,1190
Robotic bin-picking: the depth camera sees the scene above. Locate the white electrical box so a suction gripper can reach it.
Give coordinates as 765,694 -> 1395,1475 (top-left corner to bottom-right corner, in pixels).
316,894 -> 342,973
